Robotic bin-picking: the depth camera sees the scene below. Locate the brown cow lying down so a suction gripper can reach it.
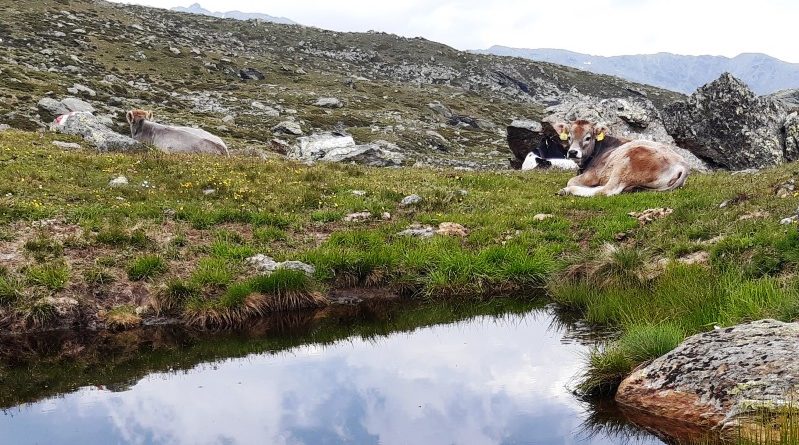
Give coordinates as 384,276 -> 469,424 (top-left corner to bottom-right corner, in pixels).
126,110 -> 229,156
555,120 -> 689,197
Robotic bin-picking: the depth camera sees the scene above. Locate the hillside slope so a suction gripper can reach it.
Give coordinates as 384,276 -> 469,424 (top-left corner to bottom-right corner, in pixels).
478,47 -> 799,95
0,0 -> 680,169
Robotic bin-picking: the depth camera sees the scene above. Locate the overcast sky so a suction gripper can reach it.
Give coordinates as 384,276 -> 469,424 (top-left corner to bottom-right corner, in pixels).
109,0 -> 799,63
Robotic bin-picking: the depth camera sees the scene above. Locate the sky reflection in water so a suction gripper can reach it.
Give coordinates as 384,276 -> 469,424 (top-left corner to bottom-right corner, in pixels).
1,308 -> 663,445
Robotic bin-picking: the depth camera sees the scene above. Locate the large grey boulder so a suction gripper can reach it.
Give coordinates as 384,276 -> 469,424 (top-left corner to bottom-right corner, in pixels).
663,73 -> 786,170
289,133 -> 356,161
38,97 -> 96,120
321,143 -> 405,167
53,112 -> 140,152
616,319 -> 799,441
288,133 -> 404,167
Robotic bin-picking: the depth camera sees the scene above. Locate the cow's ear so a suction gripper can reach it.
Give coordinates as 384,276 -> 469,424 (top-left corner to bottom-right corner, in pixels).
126,111 -> 134,124
146,111 -> 153,120
552,122 -> 570,141
594,123 -> 609,142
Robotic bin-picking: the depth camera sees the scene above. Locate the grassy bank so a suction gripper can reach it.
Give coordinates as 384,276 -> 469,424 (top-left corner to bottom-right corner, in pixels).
2,130 -> 799,387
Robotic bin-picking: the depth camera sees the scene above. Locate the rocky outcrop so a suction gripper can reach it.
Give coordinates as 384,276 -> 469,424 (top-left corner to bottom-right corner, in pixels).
37,97 -> 95,120
616,319 -> 799,441
785,112 -> 799,163
288,133 -> 404,167
663,73 -> 786,170
770,89 -> 799,111
52,112 -> 140,152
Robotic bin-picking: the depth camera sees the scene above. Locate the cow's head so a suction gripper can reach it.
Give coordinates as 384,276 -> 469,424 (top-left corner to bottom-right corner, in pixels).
126,109 -> 153,136
553,120 -> 609,164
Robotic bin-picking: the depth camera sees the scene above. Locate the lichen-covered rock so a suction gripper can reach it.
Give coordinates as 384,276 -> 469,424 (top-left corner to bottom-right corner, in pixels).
321,143 -> 404,167
663,73 -> 786,170
289,133 -> 354,161
785,112 -> 799,163
289,133 -> 404,167
313,97 -> 344,108
616,319 -> 799,441
53,112 -> 139,152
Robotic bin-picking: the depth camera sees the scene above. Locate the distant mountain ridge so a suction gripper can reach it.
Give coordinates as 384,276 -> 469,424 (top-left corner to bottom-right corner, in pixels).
171,3 -> 297,25
475,47 -> 799,95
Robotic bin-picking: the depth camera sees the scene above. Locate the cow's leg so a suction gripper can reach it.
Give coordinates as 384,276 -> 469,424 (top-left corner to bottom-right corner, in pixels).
559,172 -> 600,196
560,185 -> 604,197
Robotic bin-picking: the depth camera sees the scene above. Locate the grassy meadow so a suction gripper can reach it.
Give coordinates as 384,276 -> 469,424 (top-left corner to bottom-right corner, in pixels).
2,129 -> 799,396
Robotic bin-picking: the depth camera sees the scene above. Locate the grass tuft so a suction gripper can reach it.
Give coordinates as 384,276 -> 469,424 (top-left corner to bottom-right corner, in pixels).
126,255 -> 168,281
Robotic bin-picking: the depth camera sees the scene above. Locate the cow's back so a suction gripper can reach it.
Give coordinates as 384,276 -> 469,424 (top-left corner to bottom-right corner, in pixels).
151,125 -> 228,156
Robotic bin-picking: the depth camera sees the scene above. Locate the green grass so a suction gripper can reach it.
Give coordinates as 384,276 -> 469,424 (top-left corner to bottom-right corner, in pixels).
3,128 -> 799,393
126,255 -> 168,281
25,262 -> 70,291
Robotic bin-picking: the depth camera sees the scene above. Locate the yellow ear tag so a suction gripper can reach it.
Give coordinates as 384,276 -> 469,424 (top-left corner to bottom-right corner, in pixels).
596,132 -> 605,142
559,131 -> 569,141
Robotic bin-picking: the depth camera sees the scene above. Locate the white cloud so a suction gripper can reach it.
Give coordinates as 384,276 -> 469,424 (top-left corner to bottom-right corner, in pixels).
110,0 -> 799,62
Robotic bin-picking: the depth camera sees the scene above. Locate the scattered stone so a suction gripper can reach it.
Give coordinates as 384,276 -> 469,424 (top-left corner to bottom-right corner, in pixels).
381,212 -> 392,220
0,124 -> 9,132
52,141 -> 81,150
202,188 -> 217,196
251,101 -> 279,116
677,251 -> 710,266
428,101 -> 453,118
53,112 -> 139,152
272,120 -> 303,136
313,97 -> 344,108
279,260 -> 316,276
425,130 -> 449,151
663,73 -> 786,170
775,179 -> 796,198
628,208 -> 673,225
533,213 -> 555,221
780,216 -> 798,225
400,194 -> 422,206
61,97 -> 95,113
239,68 -> 265,81
351,190 -> 367,197
245,254 -> 315,276
397,224 -> 435,238
39,297 -> 79,318
169,47 -> 181,56
436,222 -> 469,237
320,142 -> 405,167
222,115 -> 235,124
344,212 -> 372,222
738,211 -> 769,221
108,176 -> 128,187
617,319 -> 799,441
67,83 -> 96,97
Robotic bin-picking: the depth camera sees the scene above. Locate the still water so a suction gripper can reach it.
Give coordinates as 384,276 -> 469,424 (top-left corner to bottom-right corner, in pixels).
0,300 -> 665,445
